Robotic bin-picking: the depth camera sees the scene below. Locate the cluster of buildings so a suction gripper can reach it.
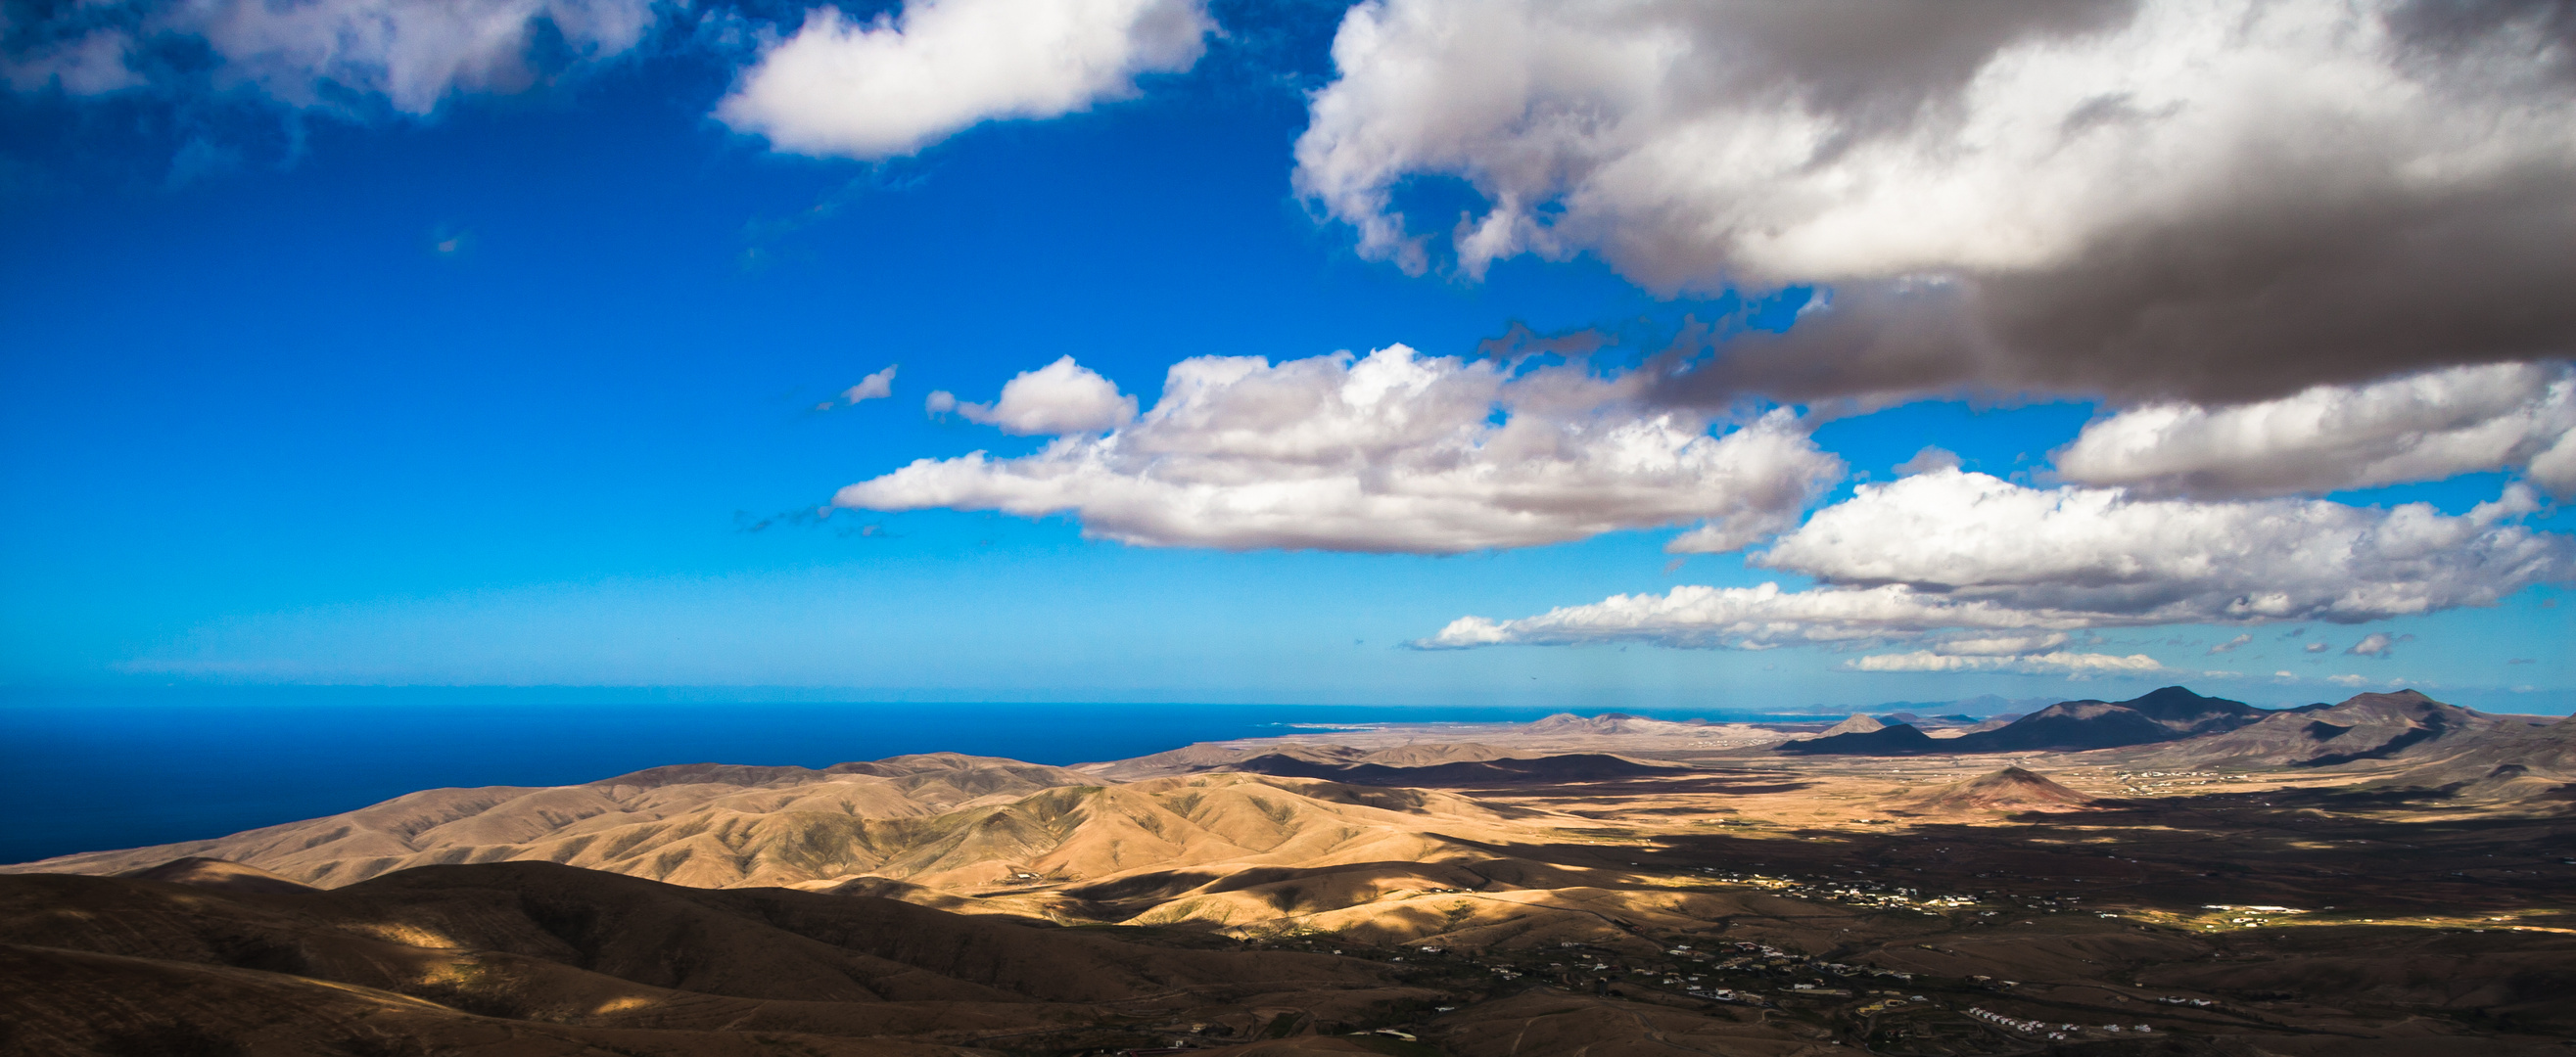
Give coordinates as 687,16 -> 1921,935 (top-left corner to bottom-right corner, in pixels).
1965,1008 -> 2155,1040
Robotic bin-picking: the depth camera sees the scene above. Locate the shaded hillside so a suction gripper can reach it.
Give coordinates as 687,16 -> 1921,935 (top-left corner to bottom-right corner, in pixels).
1224,753 -> 1685,787
2127,690 -> 2519,769
1784,686 -> 2262,756
1777,723 -> 1938,756
1956,686 -> 2263,752
2368,713 -> 2576,809
0,861 -> 1402,1055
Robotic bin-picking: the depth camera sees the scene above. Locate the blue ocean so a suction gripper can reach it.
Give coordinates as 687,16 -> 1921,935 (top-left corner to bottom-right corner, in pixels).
0,688 -> 1808,866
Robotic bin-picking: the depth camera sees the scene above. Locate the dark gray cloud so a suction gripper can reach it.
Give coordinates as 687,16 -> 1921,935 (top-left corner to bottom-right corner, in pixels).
1298,0 -> 2576,404
1664,170 -> 2576,404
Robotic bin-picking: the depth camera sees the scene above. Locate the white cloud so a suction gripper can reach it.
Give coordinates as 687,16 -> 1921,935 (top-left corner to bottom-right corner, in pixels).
1845,651 -> 2167,676
1292,0 -> 2576,402
2057,363 -> 2576,498
1759,471 -> 2563,625
2329,673 -> 2371,687
717,0 -> 1211,159
2346,631 -> 2412,658
2305,641 -> 2330,654
7,0 -> 656,114
838,345 -> 1845,553
1419,470 -> 2568,649
928,355 -> 1135,435
820,365 -> 898,410
2208,633 -> 2251,655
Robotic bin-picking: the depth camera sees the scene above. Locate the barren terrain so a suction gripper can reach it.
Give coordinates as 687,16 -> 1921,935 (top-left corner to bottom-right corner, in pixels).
6,688 -> 2573,1055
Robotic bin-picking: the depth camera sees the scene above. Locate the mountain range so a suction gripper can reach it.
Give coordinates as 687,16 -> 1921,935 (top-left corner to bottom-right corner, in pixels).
1782,686 -> 2270,755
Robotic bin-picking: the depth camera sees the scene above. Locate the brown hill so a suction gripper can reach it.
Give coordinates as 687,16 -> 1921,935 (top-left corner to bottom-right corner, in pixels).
1818,713 -> 1885,736
2,760 -> 1586,940
6,754 -> 1099,889
1900,767 -> 2096,814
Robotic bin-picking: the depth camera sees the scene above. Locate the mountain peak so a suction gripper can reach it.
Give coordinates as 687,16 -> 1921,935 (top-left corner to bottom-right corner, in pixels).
1904,766 -> 2095,812
1821,713 -> 1886,736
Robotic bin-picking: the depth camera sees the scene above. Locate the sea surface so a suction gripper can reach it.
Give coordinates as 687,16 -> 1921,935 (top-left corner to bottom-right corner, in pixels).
0,688 -> 1813,866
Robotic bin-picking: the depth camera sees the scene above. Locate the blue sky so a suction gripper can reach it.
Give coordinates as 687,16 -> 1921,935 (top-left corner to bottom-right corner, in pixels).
4,0 -> 2571,712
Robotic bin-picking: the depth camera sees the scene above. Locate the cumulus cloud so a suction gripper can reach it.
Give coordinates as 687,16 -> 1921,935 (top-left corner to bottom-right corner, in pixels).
1294,0 -> 2576,402
2305,641 -> 2331,653
925,356 -> 1135,435
3,0 -> 655,114
2058,363 -> 2576,498
717,0 -> 1211,159
2346,631 -> 2412,658
838,345 -> 1845,553
1419,469 -> 2569,651
2208,633 -> 2251,655
1760,471 -> 2563,623
818,365 -> 898,410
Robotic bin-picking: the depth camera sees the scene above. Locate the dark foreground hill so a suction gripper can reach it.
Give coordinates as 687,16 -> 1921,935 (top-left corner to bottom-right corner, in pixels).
1787,686 -> 2265,755
0,860 -> 1407,1056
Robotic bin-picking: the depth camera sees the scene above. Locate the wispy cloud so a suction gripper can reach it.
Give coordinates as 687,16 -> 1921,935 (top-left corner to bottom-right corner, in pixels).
3,0 -> 659,115
817,366 -> 899,411
1843,650 -> 2167,677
